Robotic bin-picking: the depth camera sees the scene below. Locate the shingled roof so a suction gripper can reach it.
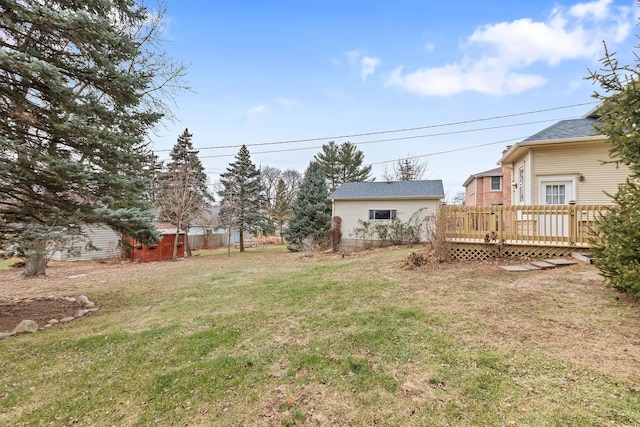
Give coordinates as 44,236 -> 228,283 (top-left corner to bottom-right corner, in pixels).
499,108 -> 605,165
329,180 -> 444,200
523,117 -> 599,142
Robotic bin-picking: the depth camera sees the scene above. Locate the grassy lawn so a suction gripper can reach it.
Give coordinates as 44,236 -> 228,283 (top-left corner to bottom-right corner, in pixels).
1,246 -> 639,426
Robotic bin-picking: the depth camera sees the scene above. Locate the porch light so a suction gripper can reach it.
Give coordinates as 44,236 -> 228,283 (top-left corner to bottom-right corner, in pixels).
578,173 -> 585,182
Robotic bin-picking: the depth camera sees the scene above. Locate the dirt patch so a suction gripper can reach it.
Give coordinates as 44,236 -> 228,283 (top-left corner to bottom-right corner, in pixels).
0,298 -> 87,333
0,259 -> 116,333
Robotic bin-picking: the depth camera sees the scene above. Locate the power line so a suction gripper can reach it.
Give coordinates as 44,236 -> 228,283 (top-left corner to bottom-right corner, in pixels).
154,101 -> 596,153
367,137 -> 525,166
197,116 -> 568,159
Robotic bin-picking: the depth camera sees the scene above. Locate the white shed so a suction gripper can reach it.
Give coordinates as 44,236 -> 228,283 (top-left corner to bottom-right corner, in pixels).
329,180 -> 444,249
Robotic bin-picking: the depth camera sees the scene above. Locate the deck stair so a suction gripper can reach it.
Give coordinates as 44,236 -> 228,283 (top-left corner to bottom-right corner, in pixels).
500,258 -> 577,272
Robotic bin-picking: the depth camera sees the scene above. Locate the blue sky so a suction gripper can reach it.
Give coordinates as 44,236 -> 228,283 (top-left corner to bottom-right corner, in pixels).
149,0 -> 638,199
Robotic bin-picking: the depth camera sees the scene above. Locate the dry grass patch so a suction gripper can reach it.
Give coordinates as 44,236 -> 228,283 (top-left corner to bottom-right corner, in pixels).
1,246 -> 639,426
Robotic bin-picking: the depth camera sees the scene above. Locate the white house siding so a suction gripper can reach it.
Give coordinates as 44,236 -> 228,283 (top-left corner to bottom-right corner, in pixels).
532,143 -> 629,205
52,226 -> 120,261
332,198 -> 441,247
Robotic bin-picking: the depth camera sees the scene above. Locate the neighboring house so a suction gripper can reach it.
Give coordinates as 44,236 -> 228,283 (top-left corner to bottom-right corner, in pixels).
51,226 -> 120,261
329,180 -> 445,248
188,205 -> 227,249
499,108 -> 630,206
463,166 -> 512,206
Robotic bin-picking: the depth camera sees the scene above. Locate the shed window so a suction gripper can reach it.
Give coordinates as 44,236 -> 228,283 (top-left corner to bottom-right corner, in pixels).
490,176 -> 501,191
369,209 -> 397,220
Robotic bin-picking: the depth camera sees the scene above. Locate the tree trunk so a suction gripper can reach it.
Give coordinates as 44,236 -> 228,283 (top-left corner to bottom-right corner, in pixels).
239,228 -> 244,252
23,241 -> 47,277
185,232 -> 192,257
172,230 -> 179,260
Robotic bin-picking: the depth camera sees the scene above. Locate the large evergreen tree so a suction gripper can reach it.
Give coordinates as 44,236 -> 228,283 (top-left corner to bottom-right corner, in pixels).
0,1 -> 186,276
285,162 -> 332,250
315,141 -> 373,191
155,129 -> 213,258
588,43 -> 640,299
218,145 -> 266,252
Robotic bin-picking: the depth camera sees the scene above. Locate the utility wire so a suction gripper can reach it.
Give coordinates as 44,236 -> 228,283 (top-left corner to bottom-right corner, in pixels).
198,117 -> 567,159
154,101 -> 596,153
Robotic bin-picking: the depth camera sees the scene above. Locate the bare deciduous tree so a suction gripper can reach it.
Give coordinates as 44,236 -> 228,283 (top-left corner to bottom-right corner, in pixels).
382,156 -> 428,181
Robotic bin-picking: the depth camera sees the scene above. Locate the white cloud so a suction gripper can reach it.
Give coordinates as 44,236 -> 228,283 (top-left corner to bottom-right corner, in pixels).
360,56 -> 381,80
346,49 -> 381,81
386,0 -> 633,97
245,104 -> 270,124
277,97 -> 298,108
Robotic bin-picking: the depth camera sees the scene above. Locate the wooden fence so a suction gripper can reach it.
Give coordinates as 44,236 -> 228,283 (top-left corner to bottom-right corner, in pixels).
442,204 -> 607,248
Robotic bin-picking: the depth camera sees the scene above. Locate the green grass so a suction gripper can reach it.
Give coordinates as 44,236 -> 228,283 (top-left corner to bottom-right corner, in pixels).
1,246 -> 639,426
0,258 -> 19,269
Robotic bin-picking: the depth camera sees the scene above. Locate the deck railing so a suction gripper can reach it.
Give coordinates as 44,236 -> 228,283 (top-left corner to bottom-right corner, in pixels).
441,204 -> 607,247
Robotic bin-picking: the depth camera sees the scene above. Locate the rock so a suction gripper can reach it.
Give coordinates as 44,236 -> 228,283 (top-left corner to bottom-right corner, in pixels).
63,297 -> 76,302
11,319 -> 39,335
60,316 -> 75,323
0,332 -> 12,339
77,295 -> 90,304
48,319 -> 59,325
75,309 -> 88,318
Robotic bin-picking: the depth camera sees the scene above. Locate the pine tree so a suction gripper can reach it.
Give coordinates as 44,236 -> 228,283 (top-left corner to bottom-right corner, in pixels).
156,129 -> 213,258
285,162 -> 332,250
315,141 -> 373,191
0,1 -> 186,276
588,43 -> 640,298
218,145 -> 267,252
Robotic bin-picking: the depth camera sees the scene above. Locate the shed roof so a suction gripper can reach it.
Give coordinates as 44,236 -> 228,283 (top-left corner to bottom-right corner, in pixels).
329,180 -> 444,200
155,222 -> 186,235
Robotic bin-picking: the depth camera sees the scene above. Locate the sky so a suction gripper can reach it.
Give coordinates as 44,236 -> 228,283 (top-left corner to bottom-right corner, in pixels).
148,0 -> 639,200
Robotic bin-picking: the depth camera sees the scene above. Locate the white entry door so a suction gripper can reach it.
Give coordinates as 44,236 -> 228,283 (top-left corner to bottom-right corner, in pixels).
539,179 -> 574,237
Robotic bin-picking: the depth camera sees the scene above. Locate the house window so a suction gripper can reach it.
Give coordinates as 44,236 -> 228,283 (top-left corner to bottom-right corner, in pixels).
518,166 -> 525,203
490,176 -> 501,191
369,209 -> 397,220
544,184 -> 566,205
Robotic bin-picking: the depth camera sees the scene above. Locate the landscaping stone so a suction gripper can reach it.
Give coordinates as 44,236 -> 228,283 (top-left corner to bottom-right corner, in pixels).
11,319 -> 39,334
530,261 -> 556,269
545,258 -> 577,266
501,257 -> 578,272
500,265 -> 534,272
1,295 -> 100,339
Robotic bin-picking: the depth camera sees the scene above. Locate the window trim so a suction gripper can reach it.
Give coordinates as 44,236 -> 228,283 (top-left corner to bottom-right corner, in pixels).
538,176 -> 576,205
368,209 -> 397,220
518,166 -> 525,204
490,176 -> 502,192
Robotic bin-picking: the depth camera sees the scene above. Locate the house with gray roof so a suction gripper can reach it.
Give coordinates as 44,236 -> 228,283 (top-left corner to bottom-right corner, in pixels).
498,108 -> 629,206
328,180 -> 444,249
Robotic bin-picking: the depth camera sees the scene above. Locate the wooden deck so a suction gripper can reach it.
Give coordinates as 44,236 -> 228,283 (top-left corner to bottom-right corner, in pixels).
442,204 -> 607,248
